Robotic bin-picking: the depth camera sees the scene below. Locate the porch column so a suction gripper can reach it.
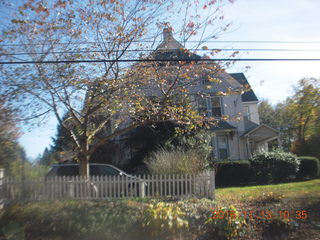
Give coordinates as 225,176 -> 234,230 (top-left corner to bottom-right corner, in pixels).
277,137 -> 282,150
246,137 -> 252,158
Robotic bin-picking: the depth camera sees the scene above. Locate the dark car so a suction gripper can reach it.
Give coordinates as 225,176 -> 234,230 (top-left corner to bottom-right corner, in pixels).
46,163 -> 135,178
46,163 -> 144,198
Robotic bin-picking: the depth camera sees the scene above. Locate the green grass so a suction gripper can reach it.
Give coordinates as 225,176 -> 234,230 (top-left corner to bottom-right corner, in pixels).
216,179 -> 320,204
1,180 -> 319,240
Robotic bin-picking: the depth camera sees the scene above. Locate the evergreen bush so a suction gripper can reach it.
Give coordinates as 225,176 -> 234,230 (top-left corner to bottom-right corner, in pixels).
214,160 -> 253,186
250,150 -> 299,183
297,156 -> 319,179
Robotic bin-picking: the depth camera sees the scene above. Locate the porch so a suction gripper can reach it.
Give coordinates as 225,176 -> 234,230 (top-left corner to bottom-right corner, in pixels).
242,124 -> 280,158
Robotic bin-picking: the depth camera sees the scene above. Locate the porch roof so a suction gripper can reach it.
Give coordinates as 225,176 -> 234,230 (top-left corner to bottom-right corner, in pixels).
242,124 -> 279,142
210,120 -> 236,131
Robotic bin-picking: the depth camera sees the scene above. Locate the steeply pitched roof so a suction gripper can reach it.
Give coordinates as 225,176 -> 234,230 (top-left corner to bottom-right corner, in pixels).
230,73 -> 259,102
241,124 -> 279,143
152,28 -> 201,63
153,49 -> 201,61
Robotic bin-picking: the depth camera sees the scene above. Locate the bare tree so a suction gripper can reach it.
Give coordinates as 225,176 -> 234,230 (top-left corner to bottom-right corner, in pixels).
0,0 -> 237,176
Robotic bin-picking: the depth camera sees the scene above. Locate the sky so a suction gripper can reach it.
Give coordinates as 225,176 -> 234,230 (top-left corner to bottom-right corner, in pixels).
220,0 -> 320,101
18,0 -> 320,160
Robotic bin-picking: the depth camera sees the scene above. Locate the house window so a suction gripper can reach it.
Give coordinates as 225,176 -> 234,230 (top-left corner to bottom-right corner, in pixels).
217,136 -> 229,160
202,75 -> 210,86
196,96 -> 222,117
197,97 -> 208,116
210,97 -> 222,117
243,106 -> 250,120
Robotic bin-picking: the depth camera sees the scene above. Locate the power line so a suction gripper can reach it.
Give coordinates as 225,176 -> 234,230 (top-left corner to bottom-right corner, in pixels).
201,40 -> 320,44
1,58 -> 320,65
1,48 -> 320,57
1,40 -> 320,47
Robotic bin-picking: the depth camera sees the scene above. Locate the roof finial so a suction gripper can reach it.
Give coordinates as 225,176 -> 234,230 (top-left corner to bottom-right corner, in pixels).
163,26 -> 173,42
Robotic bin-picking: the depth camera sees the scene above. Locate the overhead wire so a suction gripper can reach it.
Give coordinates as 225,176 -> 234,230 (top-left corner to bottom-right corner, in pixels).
2,40 -> 320,47
1,48 -> 320,57
1,58 -> 320,65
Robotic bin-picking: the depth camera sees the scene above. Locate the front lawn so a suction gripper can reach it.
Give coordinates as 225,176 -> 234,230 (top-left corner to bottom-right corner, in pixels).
216,179 -> 320,203
1,179 -> 319,240
216,179 -> 320,240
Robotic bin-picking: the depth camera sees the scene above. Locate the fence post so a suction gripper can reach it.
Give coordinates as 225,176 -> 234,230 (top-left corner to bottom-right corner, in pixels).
139,180 -> 145,198
0,168 -> 3,186
0,168 -> 4,208
69,177 -> 75,199
209,170 -> 215,200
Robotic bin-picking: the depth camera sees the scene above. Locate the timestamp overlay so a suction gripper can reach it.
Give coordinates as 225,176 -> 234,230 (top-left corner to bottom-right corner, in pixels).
211,209 -> 309,221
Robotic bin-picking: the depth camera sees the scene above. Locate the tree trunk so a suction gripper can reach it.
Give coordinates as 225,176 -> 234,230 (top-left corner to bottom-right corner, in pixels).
78,152 -> 90,177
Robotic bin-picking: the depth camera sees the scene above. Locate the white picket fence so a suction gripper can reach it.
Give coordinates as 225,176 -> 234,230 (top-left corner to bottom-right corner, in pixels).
0,171 -> 215,202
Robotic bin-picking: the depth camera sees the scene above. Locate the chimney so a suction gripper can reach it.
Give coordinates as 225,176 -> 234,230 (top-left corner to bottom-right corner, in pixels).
163,27 -> 173,42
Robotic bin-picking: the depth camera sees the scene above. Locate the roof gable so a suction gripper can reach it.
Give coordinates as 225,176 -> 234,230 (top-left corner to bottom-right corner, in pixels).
151,29 -> 253,94
230,73 -> 259,102
152,27 -> 201,61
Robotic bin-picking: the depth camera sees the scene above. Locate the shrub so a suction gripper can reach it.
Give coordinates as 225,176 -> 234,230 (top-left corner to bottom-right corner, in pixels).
164,129 -> 214,162
214,160 -> 253,186
0,201 -> 143,240
144,147 -> 208,174
141,202 -> 188,239
297,156 -> 319,179
262,217 -> 296,240
1,200 -> 208,240
205,205 -> 247,240
255,191 -> 284,204
0,200 -> 251,240
298,156 -> 320,162
250,150 -> 299,183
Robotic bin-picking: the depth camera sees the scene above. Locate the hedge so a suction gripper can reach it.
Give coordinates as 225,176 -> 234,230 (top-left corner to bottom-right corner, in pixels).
298,156 -> 319,179
214,160 -> 253,186
249,150 -> 299,184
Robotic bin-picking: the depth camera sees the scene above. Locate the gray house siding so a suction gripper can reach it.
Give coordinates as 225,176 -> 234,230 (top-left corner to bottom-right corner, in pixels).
106,28 -> 279,165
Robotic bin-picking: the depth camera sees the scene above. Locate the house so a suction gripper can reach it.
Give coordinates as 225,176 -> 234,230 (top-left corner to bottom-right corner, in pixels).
99,28 -> 279,167
209,72 -> 280,160
145,27 -> 279,161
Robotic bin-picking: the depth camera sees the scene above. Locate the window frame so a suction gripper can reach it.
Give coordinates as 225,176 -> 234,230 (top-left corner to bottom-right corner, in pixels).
217,135 -> 229,160
195,95 -> 223,118
243,105 -> 250,120
197,96 -> 209,116
210,96 -> 222,117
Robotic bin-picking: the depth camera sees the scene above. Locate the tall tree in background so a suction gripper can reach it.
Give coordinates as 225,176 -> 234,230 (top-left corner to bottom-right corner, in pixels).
258,100 -> 277,128
0,99 -> 27,174
259,78 -> 320,156
38,112 -> 75,166
288,78 -> 320,156
274,100 -> 296,151
306,105 -> 320,158
0,0 -> 236,176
